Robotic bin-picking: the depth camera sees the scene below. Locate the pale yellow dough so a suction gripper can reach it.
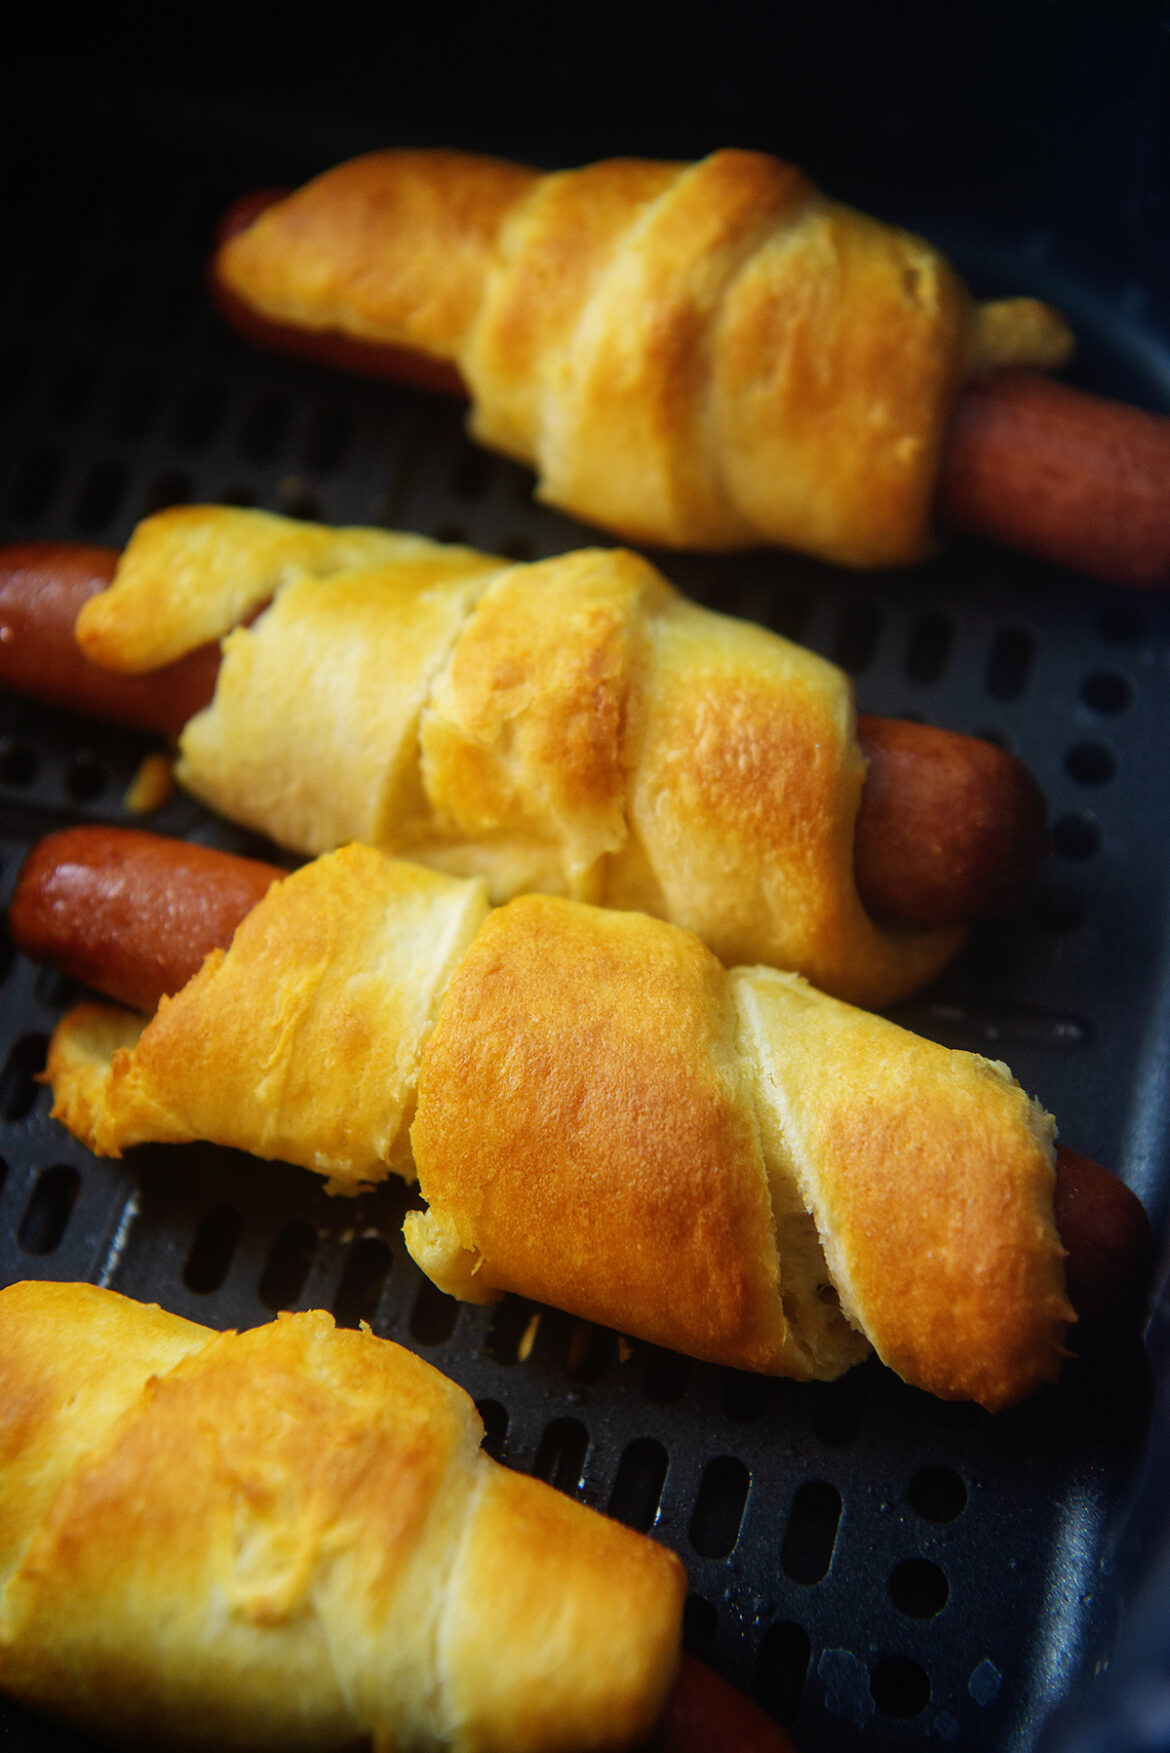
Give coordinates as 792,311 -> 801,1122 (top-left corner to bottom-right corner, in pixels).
45,847 -> 1071,1408
0,1281 -> 685,1751
75,503 -> 962,1008
215,147 -> 1074,566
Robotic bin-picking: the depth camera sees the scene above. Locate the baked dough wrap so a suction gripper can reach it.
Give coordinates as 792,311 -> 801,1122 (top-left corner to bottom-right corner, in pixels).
75,503 -> 963,1009
43,844 -> 1072,1408
214,147 -> 1075,566
0,1280 -> 685,1751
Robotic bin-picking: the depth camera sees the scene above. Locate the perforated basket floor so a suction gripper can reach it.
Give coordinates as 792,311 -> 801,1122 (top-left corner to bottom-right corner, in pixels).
2,66 -> 1170,1753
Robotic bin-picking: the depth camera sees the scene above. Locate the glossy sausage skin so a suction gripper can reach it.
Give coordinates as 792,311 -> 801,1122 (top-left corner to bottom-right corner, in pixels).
1053,1144 -> 1155,1349
214,190 -> 1170,590
7,826 -> 1152,1349
0,545 -> 221,736
8,827 -> 285,1014
938,370 -> 1170,589
853,715 -> 1048,926
212,189 -> 468,396
647,1655 -> 801,1752
0,542 -> 1048,931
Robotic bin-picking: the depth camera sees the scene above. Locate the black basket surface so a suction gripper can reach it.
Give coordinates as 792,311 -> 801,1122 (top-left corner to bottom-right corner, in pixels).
4,9 -> 1170,1750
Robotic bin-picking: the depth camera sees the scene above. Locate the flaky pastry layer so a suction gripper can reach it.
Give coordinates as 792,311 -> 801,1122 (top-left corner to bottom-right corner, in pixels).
0,1281 -> 684,1751
215,148 -> 1074,565
44,847 -> 1070,1406
75,503 -> 961,1007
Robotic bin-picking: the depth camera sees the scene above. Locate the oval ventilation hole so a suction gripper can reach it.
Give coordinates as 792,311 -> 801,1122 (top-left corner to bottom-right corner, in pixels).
476,1398 -> 508,1462
809,1371 -> 865,1446
332,1233 -> 392,1329
753,1621 -> 812,1726
64,754 -> 106,803
682,1594 -> 718,1663
642,1346 -> 691,1404
183,1203 -> 244,1294
4,448 -> 63,520
871,1654 -> 931,1718
565,1319 -> 616,1383
301,404 -> 353,474
1098,602 -> 1147,644
985,625 -> 1035,700
721,1370 -> 771,1423
73,457 -> 129,533
1081,670 -> 1132,714
237,392 -> 291,462
409,1274 -> 458,1346
1065,740 -> 1116,785
172,381 -> 226,452
140,470 -> 192,518
1,1032 -> 49,1121
905,610 -> 955,684
18,1165 -> 80,1255
608,1437 -> 669,1532
1032,882 -> 1088,933
781,1479 -> 842,1584
111,366 -> 162,438
485,1295 -> 542,1365
889,1557 -> 950,1618
51,355 -> 97,422
258,1218 -> 319,1311
908,1464 -> 967,1523
534,1417 -> 589,1495
834,599 -> 883,675
689,1456 -> 751,1559
0,737 -> 38,787
1052,812 -> 1101,860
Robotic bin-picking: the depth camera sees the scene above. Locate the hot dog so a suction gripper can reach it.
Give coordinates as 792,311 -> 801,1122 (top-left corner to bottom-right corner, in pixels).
0,531 -> 1047,940
210,154 -> 1170,587
937,369 -> 1170,590
0,1278 -> 801,1753
0,543 -> 220,736
9,826 -> 1152,1376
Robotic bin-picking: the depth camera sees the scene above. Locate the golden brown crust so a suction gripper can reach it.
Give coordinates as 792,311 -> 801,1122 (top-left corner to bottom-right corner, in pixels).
408,896 -> 799,1375
75,503 -> 444,674
411,547 -> 671,903
604,592 -> 964,1008
0,1281 -> 684,1750
46,847 -> 491,1189
84,505 -> 959,1007
215,148 -> 1069,565
38,852 -> 1070,1404
733,967 -> 1072,1409
215,149 -> 541,363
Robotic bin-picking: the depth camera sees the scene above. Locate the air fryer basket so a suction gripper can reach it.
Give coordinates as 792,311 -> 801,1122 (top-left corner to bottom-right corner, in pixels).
3,10 -> 1170,1750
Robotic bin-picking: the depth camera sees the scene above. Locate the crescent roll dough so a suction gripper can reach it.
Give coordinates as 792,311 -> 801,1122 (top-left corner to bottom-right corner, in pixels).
75,503 -> 963,1008
214,147 -> 1074,566
0,1280 -> 685,1751
43,844 -> 1072,1410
